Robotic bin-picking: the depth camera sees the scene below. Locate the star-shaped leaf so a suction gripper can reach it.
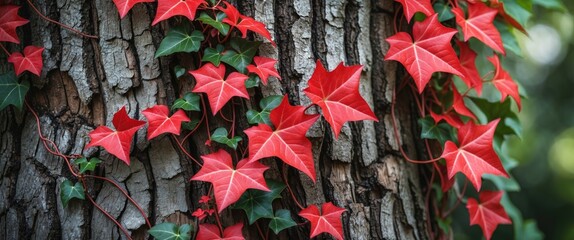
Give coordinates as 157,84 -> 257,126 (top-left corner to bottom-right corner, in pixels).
219,2 -> 274,45
269,209 -> 297,234
85,106 -> 146,165
234,179 -> 286,224
385,14 -> 465,93
142,105 -> 190,140
453,2 -> 505,54
299,202 -> 346,240
148,222 -> 193,240
112,0 -> 154,19
0,71 -> 29,110
246,56 -> 281,85
440,119 -> 509,190
8,46 -> 44,76
155,25 -> 204,57
466,191 -> 512,240
0,5 -> 29,43
196,223 -> 244,240
190,63 -> 249,115
202,45 -> 225,66
394,0 -> 434,22
60,180 -> 85,208
488,54 -> 521,110
191,149 -> 269,212
244,96 -> 319,181
221,37 -> 261,73
303,61 -> 378,138
152,0 -> 206,25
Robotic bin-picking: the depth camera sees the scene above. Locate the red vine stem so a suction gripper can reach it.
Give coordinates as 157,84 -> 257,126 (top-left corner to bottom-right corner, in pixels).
25,0 -> 98,39
172,135 -> 202,166
282,163 -> 305,210
83,174 -> 152,229
442,180 -> 468,217
0,43 -> 10,55
80,179 -> 133,240
213,204 -> 224,236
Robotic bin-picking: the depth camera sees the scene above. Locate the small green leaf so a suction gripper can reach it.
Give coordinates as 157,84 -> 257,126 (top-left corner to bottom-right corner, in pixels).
0,71 -> 29,110
467,97 -> 522,138
181,119 -> 200,131
245,75 -> 260,88
60,180 -> 85,208
268,209 -> 297,234
234,179 -> 286,224
503,0 -> 532,28
174,65 -> 186,78
434,2 -> 454,22
533,0 -> 566,11
74,157 -> 102,174
172,92 -> 201,111
496,20 -> 522,56
418,117 -> 456,145
211,127 -> 242,149
246,95 -> 283,125
197,12 -> 230,35
202,45 -> 225,66
221,37 -> 261,73
148,222 -> 193,240
155,26 -> 204,58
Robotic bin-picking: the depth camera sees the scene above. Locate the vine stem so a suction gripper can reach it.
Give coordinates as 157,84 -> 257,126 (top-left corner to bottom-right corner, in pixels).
441,180 -> 468,217
26,0 -> 98,39
83,174 -> 152,229
255,222 -> 266,240
213,204 -> 224,236
282,163 -> 305,210
0,43 -> 10,55
172,135 -> 202,166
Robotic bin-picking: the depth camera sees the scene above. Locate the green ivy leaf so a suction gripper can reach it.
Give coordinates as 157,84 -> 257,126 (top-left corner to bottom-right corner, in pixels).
245,75 -> 260,88
433,2 -> 454,22
503,0 -> 532,28
73,157 -> 102,174
211,127 -> 242,149
246,95 -> 283,125
234,179 -> 286,224
172,92 -> 201,111
197,12 -> 230,35
60,180 -> 85,208
174,65 -> 186,78
418,117 -> 456,145
202,45 -> 225,66
181,119 -> 200,131
268,209 -> 297,234
467,97 -> 522,138
495,20 -> 522,56
148,222 -> 193,240
155,26 -> 204,58
533,0 -> 566,11
0,71 -> 29,110
221,37 -> 261,73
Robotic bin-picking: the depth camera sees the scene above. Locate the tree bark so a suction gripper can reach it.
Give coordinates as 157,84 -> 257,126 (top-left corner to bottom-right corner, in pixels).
0,0 -> 431,239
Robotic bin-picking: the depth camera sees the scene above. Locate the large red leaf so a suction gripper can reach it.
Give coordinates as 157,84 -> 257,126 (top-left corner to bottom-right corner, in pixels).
385,14 -> 465,93
488,54 -> 521,110
299,202 -> 346,240
466,191 -> 511,240
303,61 -> 378,138
219,2 -> 274,45
86,106 -> 146,165
196,223 -> 244,240
246,56 -> 281,85
394,0 -> 434,22
190,63 -> 249,115
453,2 -> 505,54
191,150 -> 269,212
440,119 -> 508,190
8,46 -> 44,76
244,96 -> 319,181
142,105 -> 190,140
112,0 -> 154,19
457,40 -> 483,95
152,0 -> 205,25
0,5 -> 29,43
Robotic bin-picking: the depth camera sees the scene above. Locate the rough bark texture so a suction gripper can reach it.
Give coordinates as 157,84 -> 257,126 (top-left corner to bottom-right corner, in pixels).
0,0 -> 431,239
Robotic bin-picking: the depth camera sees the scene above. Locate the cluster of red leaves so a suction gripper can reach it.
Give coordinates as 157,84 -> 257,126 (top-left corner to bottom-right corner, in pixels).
387,0 -> 523,239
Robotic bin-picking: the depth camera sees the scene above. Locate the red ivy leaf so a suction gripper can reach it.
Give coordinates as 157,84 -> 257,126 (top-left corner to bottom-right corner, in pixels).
0,5 -> 29,43
246,56 -> 281,85
197,223 -> 245,240
190,63 -> 249,115
142,105 -> 190,140
152,0 -> 206,25
457,40 -> 483,95
8,46 -> 44,76
244,95 -> 319,181
394,0 -> 434,22
303,61 -> 378,138
441,119 -> 509,190
466,191 -> 512,240
453,2 -> 505,54
452,88 -> 476,120
488,54 -> 521,110
430,111 -> 464,129
86,106 -> 145,165
191,149 -> 269,212
112,0 -> 154,19
385,14 -> 465,93
299,202 -> 346,240
219,2 -> 274,45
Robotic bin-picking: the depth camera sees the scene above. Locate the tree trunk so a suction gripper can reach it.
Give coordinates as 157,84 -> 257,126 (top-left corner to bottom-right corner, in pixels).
0,0 -> 431,239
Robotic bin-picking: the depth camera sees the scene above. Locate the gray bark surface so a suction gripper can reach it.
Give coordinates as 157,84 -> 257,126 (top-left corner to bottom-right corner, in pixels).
0,0 -> 431,239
